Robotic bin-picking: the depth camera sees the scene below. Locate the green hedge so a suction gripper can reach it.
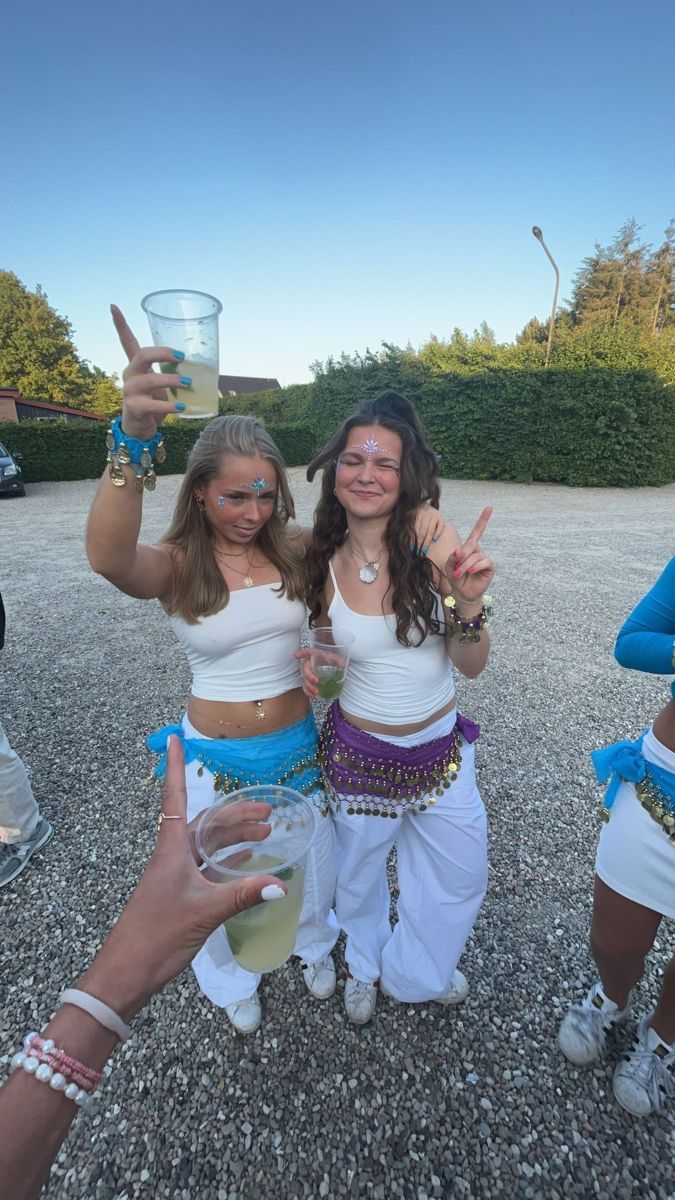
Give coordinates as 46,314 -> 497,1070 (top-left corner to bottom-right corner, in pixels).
0,418 -> 318,483
3,367 -> 673,487
307,362 -> 675,487
220,382 -> 313,426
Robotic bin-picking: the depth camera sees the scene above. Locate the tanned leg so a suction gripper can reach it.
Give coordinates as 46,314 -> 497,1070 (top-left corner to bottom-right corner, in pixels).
590,875 -> 662,1009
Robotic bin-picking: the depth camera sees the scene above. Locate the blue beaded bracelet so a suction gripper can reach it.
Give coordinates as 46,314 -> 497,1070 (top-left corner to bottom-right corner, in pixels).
105,417 -> 166,492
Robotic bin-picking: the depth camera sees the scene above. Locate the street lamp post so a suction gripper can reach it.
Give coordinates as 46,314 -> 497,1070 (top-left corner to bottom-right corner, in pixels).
532,226 -> 560,368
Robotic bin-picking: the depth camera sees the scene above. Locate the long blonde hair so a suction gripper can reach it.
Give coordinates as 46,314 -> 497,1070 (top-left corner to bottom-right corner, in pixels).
162,415 -> 304,623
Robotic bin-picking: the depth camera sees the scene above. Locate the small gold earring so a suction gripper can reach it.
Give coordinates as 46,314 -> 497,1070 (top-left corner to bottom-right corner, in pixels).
195,495 -> 206,512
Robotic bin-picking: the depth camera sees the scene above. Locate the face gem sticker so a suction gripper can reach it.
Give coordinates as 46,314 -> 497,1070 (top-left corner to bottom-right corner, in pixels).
347,435 -> 399,463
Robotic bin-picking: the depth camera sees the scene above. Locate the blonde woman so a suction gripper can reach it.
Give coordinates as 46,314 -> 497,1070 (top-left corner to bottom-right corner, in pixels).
85,312 -> 339,1034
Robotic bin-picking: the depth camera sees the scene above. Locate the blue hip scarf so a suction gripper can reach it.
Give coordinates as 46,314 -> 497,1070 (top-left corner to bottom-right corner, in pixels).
592,733 -> 675,844
147,710 -> 323,801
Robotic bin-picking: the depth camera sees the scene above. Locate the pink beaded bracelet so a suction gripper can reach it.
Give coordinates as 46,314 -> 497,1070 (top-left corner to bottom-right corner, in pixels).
9,1032 -> 103,1109
28,1034 -> 102,1086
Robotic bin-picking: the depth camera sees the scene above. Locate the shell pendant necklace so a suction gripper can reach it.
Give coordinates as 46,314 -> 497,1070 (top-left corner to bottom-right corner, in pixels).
348,535 -> 385,585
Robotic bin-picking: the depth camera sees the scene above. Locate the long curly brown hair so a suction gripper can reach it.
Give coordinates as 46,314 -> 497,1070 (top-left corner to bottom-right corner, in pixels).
306,390 -> 442,646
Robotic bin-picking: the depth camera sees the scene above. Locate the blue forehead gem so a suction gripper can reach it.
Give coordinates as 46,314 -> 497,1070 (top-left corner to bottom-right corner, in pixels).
250,475 -> 267,494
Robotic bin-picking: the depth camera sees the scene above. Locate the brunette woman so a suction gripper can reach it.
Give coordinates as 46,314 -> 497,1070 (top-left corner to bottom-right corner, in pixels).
302,390 -> 495,1024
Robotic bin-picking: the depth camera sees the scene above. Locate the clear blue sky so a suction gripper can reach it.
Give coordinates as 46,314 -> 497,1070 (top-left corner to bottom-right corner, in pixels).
5,0 -> 674,385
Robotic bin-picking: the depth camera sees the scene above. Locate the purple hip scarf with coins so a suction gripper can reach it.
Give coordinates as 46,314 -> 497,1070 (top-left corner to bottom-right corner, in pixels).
318,701 -> 480,817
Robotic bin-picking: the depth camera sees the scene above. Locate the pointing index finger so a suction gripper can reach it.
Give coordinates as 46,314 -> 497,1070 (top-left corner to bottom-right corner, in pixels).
465,506 -> 493,546
111,303 -> 141,363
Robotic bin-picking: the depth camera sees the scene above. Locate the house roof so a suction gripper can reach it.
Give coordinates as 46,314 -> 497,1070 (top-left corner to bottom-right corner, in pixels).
15,397 -> 106,421
219,375 -> 281,395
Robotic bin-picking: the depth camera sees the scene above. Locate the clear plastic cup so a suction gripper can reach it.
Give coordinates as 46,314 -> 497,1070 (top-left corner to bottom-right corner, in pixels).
141,289 -> 222,420
309,628 -> 355,701
195,785 -> 318,973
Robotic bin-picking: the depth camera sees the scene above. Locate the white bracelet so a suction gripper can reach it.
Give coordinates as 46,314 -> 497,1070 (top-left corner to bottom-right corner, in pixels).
10,1051 -> 92,1109
59,989 -> 132,1043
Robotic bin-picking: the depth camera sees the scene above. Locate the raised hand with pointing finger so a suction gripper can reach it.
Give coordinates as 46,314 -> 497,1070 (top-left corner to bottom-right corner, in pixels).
447,505 -> 495,609
110,304 -> 189,441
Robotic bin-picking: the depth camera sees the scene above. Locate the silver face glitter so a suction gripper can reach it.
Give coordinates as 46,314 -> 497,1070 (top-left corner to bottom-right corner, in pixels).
353,435 -> 384,457
346,435 -> 399,464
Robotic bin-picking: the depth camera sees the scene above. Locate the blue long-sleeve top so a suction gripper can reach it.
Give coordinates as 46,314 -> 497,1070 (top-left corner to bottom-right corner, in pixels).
614,557 -> 675,698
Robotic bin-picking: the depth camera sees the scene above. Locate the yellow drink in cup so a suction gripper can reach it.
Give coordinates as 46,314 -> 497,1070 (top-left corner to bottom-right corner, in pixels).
222,854 -> 305,973
195,786 -> 318,974
160,359 -> 220,419
142,289 -> 222,420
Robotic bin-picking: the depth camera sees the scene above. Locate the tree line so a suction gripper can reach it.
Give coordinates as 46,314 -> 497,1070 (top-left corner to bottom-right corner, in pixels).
1,218 -> 673,417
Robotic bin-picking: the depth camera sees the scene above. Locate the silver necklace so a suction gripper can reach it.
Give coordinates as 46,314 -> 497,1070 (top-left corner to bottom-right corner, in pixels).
348,539 -> 385,585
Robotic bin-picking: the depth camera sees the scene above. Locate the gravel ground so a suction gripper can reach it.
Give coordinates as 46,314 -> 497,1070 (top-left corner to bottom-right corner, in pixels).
1,471 -> 674,1200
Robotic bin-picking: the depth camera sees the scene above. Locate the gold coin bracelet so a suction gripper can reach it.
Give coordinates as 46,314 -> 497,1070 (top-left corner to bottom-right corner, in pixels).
443,594 -> 493,643
106,417 -> 166,492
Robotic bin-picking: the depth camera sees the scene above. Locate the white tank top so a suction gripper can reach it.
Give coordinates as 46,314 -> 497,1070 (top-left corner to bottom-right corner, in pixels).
168,583 -> 304,702
327,561 -> 455,725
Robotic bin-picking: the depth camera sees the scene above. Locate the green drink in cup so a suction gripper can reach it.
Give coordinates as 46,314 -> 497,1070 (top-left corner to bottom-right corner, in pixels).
309,628 -> 355,701
195,786 -> 317,973
141,289 -> 222,420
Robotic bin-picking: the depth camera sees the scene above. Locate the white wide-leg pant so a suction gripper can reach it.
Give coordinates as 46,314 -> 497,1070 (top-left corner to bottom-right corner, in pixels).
334,738 -> 488,1002
0,719 -> 41,844
182,719 -> 339,1009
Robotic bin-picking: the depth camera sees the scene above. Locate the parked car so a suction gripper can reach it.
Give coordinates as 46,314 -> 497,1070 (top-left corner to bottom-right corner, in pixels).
0,443 -> 25,497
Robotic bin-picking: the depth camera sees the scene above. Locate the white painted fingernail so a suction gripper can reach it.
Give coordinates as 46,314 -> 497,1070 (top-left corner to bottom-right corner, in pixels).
261,884 -> 286,901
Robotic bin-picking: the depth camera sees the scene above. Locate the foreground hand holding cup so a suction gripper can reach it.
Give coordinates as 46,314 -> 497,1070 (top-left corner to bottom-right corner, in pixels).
195,785 -> 318,974
77,737 -> 285,1022
0,736 -> 284,1200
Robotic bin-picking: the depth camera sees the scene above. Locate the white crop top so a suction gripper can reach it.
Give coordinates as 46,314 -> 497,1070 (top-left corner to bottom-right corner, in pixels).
327,562 -> 455,725
168,584 -> 304,702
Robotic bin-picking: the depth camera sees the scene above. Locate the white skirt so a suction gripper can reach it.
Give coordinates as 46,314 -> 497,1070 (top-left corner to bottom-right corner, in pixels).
595,726 -> 675,919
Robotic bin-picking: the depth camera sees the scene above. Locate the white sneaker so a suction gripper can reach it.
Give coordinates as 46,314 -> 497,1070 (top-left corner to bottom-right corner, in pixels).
612,1015 -> 675,1117
345,976 -> 378,1024
301,956 -> 336,999
558,981 -> 632,1066
225,991 -> 262,1034
437,969 -> 470,1006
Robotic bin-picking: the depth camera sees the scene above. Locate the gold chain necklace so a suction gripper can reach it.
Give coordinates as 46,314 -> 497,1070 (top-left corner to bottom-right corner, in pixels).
218,547 -> 260,588
212,544 -> 248,560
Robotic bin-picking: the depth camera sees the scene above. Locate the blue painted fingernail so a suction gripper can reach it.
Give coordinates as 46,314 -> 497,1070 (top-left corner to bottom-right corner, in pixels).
422,546 -> 429,555
408,544 -> 415,552
175,401 -> 187,411
179,376 -> 192,386
432,534 -> 440,542
172,349 -> 185,361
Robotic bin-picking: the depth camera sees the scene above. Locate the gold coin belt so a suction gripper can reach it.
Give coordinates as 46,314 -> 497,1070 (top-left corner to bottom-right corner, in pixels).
636,774 -> 675,845
318,721 -> 464,818
602,770 -> 675,846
